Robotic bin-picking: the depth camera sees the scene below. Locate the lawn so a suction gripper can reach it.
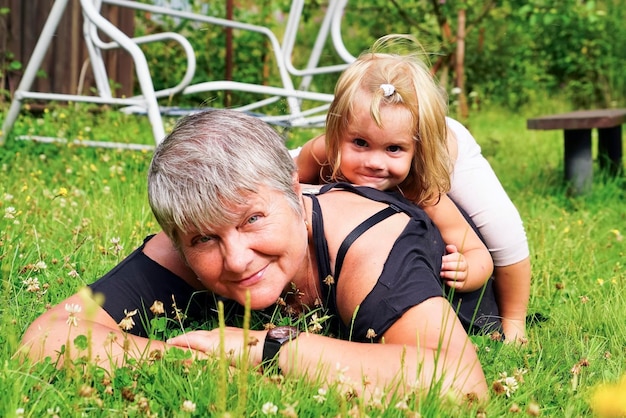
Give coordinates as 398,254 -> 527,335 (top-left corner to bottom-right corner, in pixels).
1,103 -> 625,417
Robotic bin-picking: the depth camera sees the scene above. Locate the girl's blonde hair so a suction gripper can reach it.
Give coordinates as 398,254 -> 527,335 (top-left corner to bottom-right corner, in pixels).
326,34 -> 452,205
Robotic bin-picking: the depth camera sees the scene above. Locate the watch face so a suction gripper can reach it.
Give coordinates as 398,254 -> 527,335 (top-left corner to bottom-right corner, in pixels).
268,326 -> 300,342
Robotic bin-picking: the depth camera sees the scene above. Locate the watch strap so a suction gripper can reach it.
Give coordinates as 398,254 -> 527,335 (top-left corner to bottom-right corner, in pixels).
261,326 -> 300,373
262,338 -> 284,372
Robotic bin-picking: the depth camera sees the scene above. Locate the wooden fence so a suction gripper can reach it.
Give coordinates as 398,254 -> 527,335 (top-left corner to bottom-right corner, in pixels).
0,0 -> 134,102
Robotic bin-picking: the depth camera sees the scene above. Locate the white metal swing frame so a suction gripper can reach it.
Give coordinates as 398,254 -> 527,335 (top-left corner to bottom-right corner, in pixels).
0,0 -> 356,149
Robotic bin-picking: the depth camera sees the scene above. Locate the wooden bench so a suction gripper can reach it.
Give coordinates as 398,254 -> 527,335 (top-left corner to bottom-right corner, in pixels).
527,109 -> 626,194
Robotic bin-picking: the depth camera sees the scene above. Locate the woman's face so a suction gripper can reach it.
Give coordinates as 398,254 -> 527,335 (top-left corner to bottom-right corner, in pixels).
178,185 -> 308,309
339,91 -> 415,191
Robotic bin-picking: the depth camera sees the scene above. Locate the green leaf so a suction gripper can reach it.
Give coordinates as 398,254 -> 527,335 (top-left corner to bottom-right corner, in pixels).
73,334 -> 89,350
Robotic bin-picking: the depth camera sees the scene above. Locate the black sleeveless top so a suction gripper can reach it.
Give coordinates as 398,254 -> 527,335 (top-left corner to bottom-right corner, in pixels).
89,184 -> 501,338
307,183 -> 502,340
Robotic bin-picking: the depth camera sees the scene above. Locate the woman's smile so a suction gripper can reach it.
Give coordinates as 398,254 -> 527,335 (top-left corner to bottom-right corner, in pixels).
228,264 -> 269,287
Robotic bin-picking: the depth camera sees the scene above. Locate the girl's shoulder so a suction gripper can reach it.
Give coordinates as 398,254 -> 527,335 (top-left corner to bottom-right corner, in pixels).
446,117 -> 482,160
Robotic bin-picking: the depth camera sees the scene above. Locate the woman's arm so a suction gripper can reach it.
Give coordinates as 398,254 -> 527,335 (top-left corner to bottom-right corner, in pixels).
19,232 -> 201,368
19,290 -> 172,368
423,194 -> 493,291
295,134 -> 328,184
168,296 -> 487,401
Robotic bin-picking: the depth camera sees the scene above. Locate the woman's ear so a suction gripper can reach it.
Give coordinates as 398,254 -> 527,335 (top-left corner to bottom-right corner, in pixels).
292,172 -> 302,194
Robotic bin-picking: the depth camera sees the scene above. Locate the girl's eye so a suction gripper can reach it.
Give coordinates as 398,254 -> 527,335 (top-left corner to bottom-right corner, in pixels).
353,138 -> 368,147
387,145 -> 402,153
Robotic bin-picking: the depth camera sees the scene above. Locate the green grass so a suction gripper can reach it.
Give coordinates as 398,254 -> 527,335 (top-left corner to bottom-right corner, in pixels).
1,103 -> 625,416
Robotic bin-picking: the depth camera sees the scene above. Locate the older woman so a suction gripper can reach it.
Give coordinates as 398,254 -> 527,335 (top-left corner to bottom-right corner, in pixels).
21,110 -> 488,400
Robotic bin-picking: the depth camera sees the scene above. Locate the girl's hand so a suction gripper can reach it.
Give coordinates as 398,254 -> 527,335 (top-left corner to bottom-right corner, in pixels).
167,327 -> 266,366
441,244 -> 468,289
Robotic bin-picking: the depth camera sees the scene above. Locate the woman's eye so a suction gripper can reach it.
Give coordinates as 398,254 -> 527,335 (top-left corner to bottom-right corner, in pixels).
196,235 -> 215,245
353,138 -> 367,147
247,214 -> 260,224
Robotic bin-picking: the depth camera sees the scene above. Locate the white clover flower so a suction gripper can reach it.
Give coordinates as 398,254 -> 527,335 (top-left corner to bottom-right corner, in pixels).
65,303 -> 82,327
3,193 -> 13,201
4,206 -> 16,219
395,400 -> 409,410
47,406 -> 61,418
369,387 -> 384,409
261,402 -> 278,415
68,269 -> 80,278
109,165 -> 124,175
150,300 -> 165,315
497,372 -> 519,397
118,309 -> 138,331
65,303 -> 82,314
335,362 -> 350,383
308,313 -> 323,333
451,87 -> 462,95
280,402 -> 298,418
23,277 -> 41,293
109,237 -> 124,255
312,387 -> 327,403
181,400 -> 196,413
34,261 -> 47,271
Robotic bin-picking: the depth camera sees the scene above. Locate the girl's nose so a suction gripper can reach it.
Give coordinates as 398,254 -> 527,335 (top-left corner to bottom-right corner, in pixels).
364,152 -> 385,170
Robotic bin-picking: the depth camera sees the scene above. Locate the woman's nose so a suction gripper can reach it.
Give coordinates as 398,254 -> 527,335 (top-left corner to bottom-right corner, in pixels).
221,234 -> 253,273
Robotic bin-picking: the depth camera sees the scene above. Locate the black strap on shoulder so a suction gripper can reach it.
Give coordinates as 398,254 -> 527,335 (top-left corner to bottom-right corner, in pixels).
308,193 -> 332,280
334,204 -> 401,278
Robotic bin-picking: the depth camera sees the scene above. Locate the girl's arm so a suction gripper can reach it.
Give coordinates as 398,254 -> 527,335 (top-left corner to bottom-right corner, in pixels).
168,296 -> 487,401
295,134 -> 328,184
423,194 -> 493,291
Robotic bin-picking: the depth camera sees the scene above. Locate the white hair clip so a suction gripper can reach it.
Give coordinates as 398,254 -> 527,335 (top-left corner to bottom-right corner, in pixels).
380,83 -> 395,97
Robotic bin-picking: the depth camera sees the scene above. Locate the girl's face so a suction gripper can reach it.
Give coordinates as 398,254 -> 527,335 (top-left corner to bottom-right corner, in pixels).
339,92 -> 415,191
178,185 -> 308,310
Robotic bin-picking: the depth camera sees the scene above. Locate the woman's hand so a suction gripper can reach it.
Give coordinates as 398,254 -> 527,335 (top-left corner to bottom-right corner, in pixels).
441,244 -> 469,289
167,327 -> 266,366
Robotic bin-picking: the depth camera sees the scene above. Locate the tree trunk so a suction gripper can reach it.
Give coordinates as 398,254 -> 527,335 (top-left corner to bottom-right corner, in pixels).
455,7 -> 468,119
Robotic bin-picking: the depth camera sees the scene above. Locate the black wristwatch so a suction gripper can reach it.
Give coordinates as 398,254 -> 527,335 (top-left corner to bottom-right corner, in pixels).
262,326 -> 301,373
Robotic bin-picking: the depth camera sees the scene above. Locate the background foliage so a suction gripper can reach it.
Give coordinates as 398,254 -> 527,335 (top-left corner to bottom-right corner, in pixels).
1,0 -> 625,416
131,0 -> 626,113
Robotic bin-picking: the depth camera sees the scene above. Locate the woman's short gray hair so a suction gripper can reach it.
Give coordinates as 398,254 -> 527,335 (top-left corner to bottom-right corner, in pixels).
148,109 -> 301,247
